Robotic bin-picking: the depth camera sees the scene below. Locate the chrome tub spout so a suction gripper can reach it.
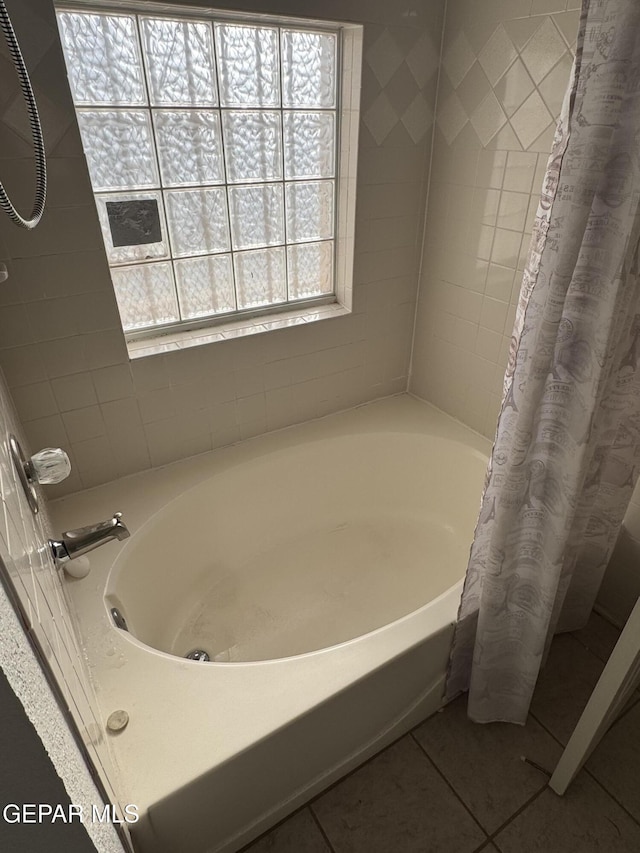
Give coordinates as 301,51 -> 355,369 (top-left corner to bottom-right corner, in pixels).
50,512 -> 129,562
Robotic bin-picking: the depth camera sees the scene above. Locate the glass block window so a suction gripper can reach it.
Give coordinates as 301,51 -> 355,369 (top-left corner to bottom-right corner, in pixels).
57,7 -> 339,334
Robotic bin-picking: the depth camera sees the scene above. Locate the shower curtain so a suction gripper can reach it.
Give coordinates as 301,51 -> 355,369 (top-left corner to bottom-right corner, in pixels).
447,0 -> 640,724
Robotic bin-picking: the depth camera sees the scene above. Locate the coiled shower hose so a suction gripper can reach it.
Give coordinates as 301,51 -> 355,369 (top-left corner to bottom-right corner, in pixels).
0,0 -> 46,229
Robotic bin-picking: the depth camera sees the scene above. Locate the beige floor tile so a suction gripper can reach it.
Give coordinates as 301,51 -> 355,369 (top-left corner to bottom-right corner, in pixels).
241,809 -> 330,853
413,695 -> 561,832
571,611 -> 621,663
493,773 -> 640,853
312,735 -> 487,853
530,634 -> 604,744
586,699 -> 640,823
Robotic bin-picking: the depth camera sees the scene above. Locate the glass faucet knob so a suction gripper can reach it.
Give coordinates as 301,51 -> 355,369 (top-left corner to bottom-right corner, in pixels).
29,447 -> 72,485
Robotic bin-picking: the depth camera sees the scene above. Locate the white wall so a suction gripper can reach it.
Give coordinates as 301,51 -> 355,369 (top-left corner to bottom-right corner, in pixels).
410,0 -> 580,437
0,0 -> 446,497
0,362 -> 124,852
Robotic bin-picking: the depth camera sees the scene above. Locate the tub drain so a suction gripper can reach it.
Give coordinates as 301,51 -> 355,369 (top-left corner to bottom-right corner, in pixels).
185,649 -> 210,662
110,608 -> 128,631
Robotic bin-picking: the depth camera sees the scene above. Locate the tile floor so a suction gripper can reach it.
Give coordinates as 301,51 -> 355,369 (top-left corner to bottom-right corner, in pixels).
242,611 -> 640,853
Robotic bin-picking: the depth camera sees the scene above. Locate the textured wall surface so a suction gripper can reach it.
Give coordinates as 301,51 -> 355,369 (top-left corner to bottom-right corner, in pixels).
0,0 -> 445,496
410,0 -> 580,437
0,363 -> 124,852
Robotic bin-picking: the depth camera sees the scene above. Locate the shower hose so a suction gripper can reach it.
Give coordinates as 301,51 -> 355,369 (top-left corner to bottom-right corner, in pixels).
0,0 -> 46,229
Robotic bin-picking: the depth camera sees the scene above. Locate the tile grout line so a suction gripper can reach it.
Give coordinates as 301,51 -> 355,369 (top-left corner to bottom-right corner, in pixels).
409,730 -> 490,846
411,720 -> 561,846
308,803 -> 339,853
529,709 -> 640,831
406,0 -> 449,388
484,786 -> 548,845
582,765 -> 640,831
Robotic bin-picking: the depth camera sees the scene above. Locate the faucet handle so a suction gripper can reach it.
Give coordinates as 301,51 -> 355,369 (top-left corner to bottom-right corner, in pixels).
28,447 -> 71,485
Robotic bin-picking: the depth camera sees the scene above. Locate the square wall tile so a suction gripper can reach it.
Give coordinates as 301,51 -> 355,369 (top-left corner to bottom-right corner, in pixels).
51,372 -> 97,412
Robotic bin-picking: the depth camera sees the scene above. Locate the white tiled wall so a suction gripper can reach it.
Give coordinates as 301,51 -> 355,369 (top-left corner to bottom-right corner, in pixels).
409,0 -> 640,628
409,0 -> 580,437
0,0 -> 446,497
0,366 -> 125,849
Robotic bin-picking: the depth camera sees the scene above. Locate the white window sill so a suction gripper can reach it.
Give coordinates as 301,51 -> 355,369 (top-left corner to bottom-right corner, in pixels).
127,303 -> 351,360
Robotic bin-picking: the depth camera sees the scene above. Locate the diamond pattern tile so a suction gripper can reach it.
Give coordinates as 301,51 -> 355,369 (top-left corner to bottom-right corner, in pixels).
456,63 -> 491,115
478,25 -> 518,86
503,18 -> 543,51
538,54 -> 574,117
363,92 -> 398,146
443,31 -> 476,88
520,18 -> 568,84
3,85 -> 72,150
383,62 -> 423,117
362,22 -> 440,148
406,31 -> 440,89
553,11 -> 581,49
511,90 -> 554,150
402,93 -> 434,144
437,91 -> 468,145
434,14 -> 574,150
470,92 -> 507,146
494,59 -> 535,118
366,29 -> 404,88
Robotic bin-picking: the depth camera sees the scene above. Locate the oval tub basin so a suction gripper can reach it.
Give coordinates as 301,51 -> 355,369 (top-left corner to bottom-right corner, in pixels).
52,395 -> 490,853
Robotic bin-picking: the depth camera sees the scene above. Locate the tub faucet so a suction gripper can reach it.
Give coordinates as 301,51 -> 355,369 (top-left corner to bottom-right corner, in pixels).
49,512 -> 130,563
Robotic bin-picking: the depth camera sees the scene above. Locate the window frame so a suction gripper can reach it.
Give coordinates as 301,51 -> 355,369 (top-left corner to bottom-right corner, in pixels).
56,0 -> 361,347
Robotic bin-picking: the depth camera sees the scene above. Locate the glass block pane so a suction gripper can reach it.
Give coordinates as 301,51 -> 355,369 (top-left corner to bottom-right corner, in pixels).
57,11 -> 145,106
165,189 -> 230,257
222,111 -> 282,183
283,112 -> 335,179
111,262 -> 179,330
281,30 -> 336,108
234,248 -> 286,309
77,110 -> 158,191
287,241 -> 334,299
175,255 -> 236,319
96,191 -> 169,264
154,111 -> 224,186
228,185 -> 284,250
286,181 -> 334,243
140,17 -> 218,106
215,24 -> 280,107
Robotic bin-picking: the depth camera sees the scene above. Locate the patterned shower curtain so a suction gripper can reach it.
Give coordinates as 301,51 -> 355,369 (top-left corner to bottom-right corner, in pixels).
446,0 -> 640,724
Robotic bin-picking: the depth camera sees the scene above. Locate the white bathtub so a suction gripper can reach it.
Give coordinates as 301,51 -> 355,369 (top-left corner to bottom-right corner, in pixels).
51,395 -> 489,853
